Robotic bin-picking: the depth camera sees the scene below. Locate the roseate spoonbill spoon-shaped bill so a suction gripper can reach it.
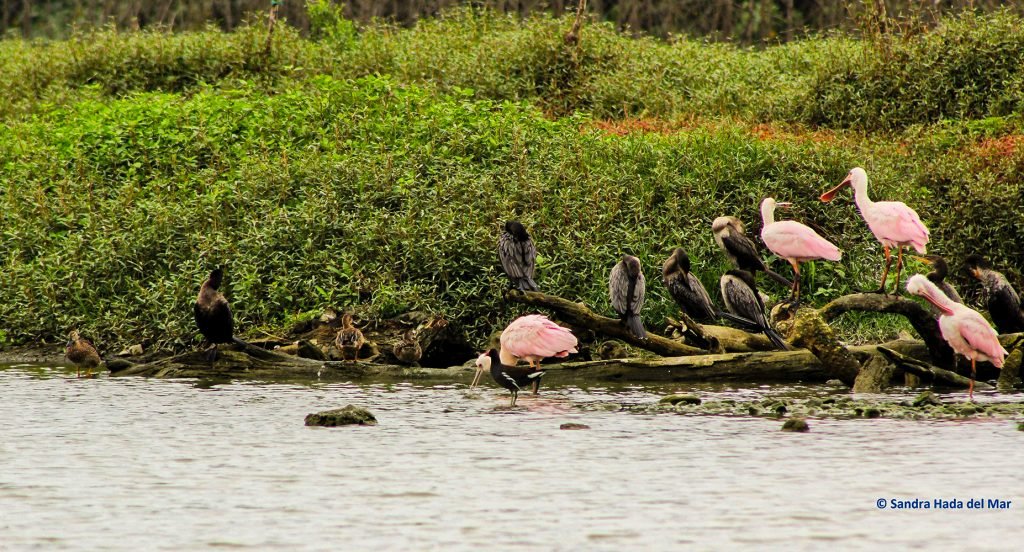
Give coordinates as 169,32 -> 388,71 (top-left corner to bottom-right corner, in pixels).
719,270 -> 790,351
610,255 -> 647,339
711,216 -> 792,288
906,274 -> 1007,399
498,220 -> 539,292
66,330 -> 101,378
912,255 -> 963,306
470,314 -> 577,388
475,350 -> 544,407
194,267 -> 235,361
759,198 -> 842,305
963,254 -> 1024,334
820,167 -> 929,295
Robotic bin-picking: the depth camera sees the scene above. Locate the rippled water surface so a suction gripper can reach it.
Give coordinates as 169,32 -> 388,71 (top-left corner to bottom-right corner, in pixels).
2,364 -> 1022,550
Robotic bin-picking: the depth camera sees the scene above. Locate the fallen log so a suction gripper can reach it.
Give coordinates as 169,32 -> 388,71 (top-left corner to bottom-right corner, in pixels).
876,346 -> 992,390
505,289 -> 704,357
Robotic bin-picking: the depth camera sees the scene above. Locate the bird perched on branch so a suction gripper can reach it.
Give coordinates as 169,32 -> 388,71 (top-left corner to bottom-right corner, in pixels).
475,349 -> 544,407
498,220 -> 539,292
720,269 -> 790,350
194,267 -> 235,361
759,197 -> 842,305
821,167 -> 929,295
65,330 -> 101,378
907,274 -> 1006,399
662,249 -> 717,322
610,254 -> 647,339
712,215 -> 793,288
336,313 -> 366,362
962,254 -> 1024,335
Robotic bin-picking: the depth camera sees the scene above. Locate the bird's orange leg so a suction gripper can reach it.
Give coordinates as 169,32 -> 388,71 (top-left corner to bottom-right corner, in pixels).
969,358 -> 976,400
891,246 -> 905,295
871,245 -> 893,294
788,260 -> 802,305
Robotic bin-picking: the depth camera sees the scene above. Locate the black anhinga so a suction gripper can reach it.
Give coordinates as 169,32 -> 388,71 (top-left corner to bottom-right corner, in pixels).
712,215 -> 792,288
194,268 -> 235,360
720,269 -> 790,350
498,220 -> 539,292
662,248 -> 717,322
610,254 -> 647,339
475,349 -> 544,407
963,254 -> 1024,334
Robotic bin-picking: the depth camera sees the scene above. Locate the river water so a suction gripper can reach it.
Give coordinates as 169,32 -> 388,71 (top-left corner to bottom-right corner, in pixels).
1,364 -> 1021,550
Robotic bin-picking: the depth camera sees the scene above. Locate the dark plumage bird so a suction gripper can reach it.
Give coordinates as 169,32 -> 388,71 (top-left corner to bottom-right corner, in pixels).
712,215 -> 792,288
498,220 -> 539,292
392,328 -> 422,366
720,269 -> 790,350
609,254 -> 647,339
336,312 -> 366,362
914,254 -> 962,306
662,248 -> 717,322
475,349 -> 544,407
194,268 -> 234,360
65,330 -> 101,378
963,254 -> 1024,334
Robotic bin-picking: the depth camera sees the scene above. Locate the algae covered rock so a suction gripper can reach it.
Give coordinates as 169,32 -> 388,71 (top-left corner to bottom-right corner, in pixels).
659,394 -> 701,406
781,418 -> 810,432
560,423 -> 591,430
305,405 -> 378,427
912,390 -> 941,407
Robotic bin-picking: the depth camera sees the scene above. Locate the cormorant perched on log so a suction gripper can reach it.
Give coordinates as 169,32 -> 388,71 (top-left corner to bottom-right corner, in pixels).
609,254 -> 647,339
498,220 -> 539,292
194,268 -> 234,361
913,254 -> 962,306
662,249 -> 717,322
65,330 -> 101,378
475,349 -> 544,407
719,269 -> 790,350
336,313 -> 366,362
963,254 -> 1024,334
392,328 -> 422,366
712,215 -> 792,288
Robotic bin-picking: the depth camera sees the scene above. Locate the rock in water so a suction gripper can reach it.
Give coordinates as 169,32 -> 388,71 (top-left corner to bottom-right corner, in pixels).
305,405 -> 377,427
560,423 -> 590,430
912,390 -> 941,407
781,417 -> 810,432
659,394 -> 701,406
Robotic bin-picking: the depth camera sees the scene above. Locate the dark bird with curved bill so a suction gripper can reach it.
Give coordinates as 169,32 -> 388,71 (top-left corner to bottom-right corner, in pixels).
499,220 -> 539,292
194,267 -> 236,361
475,349 -> 544,407
720,269 -> 790,350
963,254 -> 1024,334
712,215 -> 793,288
66,330 -> 101,378
913,254 -> 962,311
610,254 -> 647,339
336,312 -> 366,362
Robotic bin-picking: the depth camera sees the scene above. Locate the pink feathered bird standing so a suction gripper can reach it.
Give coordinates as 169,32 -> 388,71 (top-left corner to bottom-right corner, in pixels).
470,314 -> 578,390
759,197 -> 842,304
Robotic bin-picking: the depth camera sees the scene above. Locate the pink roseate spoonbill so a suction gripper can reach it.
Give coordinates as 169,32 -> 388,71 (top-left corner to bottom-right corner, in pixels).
759,198 -> 842,304
610,255 -> 647,339
711,216 -> 792,288
470,314 -> 577,390
912,255 -> 962,316
820,167 -> 929,295
963,254 -> 1024,334
907,274 -> 1007,399
475,350 -> 544,407
498,220 -> 539,292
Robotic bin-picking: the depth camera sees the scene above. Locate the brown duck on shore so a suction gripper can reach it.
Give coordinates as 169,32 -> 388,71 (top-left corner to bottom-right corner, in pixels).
65,330 -> 101,378
336,313 -> 365,362
392,329 -> 422,366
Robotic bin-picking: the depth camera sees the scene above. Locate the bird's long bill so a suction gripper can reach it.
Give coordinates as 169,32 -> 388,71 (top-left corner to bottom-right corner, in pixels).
775,202 -> 793,209
819,177 -> 851,202
917,288 -> 955,316
470,367 -> 484,388
911,255 -> 933,266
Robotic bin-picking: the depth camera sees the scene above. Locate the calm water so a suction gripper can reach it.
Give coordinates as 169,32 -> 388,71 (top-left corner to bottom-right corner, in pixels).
1,364 -> 1022,550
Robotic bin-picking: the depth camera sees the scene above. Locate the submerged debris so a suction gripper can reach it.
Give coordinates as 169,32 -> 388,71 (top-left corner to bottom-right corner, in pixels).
659,394 -> 702,406
912,390 -> 942,407
304,405 -> 378,427
560,423 -> 591,430
781,417 -> 810,432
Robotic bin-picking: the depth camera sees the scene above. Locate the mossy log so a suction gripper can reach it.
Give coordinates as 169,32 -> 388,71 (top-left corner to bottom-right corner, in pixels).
876,346 -> 993,390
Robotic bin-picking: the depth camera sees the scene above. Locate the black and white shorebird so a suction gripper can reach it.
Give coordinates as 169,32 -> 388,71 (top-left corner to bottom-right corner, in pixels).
475,349 -> 544,407
963,254 -> 1024,334
720,269 -> 790,350
712,215 -> 792,288
194,267 -> 235,361
498,220 -> 539,292
609,254 -> 647,339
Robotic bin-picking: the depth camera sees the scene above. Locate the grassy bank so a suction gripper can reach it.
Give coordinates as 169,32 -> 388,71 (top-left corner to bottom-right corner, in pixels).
1,9 -> 1022,351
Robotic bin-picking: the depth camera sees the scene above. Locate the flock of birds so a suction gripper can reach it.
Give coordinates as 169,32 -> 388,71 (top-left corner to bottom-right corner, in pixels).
65,167 -> 1022,402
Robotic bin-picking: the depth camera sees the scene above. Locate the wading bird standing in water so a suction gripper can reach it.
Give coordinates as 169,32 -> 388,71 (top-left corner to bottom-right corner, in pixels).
336,313 -> 366,362
470,314 -> 577,393
475,350 -> 544,407
820,167 -> 929,295
962,254 -> 1024,334
906,274 -> 1007,399
194,267 -> 234,361
66,330 -> 101,378
720,270 -> 790,350
759,198 -> 842,304
610,254 -> 647,339
499,220 -> 539,292
712,215 -> 792,288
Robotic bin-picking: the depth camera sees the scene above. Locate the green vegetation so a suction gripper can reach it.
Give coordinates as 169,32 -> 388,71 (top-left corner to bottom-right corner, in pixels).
1,8 -> 1022,351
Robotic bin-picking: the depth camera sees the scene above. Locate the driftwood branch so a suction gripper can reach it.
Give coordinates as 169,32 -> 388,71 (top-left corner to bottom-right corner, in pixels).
877,346 -> 991,390
819,293 -> 954,367
505,289 -> 704,357
564,0 -> 588,46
